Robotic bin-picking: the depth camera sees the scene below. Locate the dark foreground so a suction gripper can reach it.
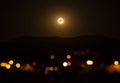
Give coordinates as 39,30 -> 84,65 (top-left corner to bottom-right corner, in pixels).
0,71 -> 120,83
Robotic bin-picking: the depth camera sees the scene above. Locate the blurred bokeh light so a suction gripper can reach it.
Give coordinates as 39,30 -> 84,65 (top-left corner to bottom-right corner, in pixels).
6,64 -> 11,69
8,60 -> 14,65
67,62 -> 71,66
63,62 -> 68,67
32,62 -> 37,66
0,62 -> 7,67
49,67 -> 54,71
114,61 -> 119,65
66,54 -> 71,59
54,67 -> 58,71
50,55 -> 55,60
86,60 -> 94,65
15,63 -> 21,68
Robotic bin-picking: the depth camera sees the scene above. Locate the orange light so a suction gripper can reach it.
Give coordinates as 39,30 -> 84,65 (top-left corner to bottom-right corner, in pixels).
32,62 -> 37,66
0,62 -> 7,67
67,62 -> 71,66
66,54 -> 71,59
50,55 -> 55,59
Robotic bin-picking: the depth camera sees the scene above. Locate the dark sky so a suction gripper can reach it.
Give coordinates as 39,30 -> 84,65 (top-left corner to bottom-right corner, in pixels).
0,0 -> 120,41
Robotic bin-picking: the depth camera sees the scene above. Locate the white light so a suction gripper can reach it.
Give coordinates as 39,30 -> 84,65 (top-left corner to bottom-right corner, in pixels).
86,60 -> 94,65
63,62 -> 68,67
57,17 -> 64,24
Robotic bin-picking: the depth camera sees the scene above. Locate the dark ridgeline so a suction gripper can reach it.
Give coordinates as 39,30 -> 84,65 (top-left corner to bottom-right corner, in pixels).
0,35 -> 119,62
0,35 -> 120,60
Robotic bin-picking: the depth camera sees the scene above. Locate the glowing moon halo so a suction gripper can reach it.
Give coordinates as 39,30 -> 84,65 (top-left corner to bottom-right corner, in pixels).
57,17 -> 64,24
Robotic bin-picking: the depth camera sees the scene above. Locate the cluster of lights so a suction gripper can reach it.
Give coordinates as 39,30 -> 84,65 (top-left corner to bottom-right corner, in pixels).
0,60 -> 21,69
63,61 -> 71,67
62,60 -> 94,68
0,55 -> 120,74
45,66 -> 59,71
62,54 -> 72,67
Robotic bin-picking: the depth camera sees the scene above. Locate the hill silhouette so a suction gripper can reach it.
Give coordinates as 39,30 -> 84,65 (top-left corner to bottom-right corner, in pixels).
0,35 -> 120,62
1,35 -> 120,49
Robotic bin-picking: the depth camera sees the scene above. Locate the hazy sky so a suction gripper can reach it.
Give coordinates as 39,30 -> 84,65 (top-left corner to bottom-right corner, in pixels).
0,0 -> 120,41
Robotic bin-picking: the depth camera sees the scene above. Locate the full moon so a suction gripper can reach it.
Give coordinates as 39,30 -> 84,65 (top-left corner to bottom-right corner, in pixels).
57,17 -> 64,24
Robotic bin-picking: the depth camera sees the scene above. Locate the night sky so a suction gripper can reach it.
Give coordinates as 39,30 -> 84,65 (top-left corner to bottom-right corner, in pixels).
0,0 -> 120,41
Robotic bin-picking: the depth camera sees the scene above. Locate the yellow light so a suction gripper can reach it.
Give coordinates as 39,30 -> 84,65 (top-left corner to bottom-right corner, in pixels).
50,55 -> 55,59
0,62 -> 7,67
114,61 -> 119,65
16,63 -> 21,68
49,67 -> 54,71
54,67 -> 58,71
63,62 -> 68,67
9,60 -> 14,65
67,62 -> 71,66
66,54 -> 71,59
86,60 -> 94,65
57,17 -> 64,24
6,64 -> 11,69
